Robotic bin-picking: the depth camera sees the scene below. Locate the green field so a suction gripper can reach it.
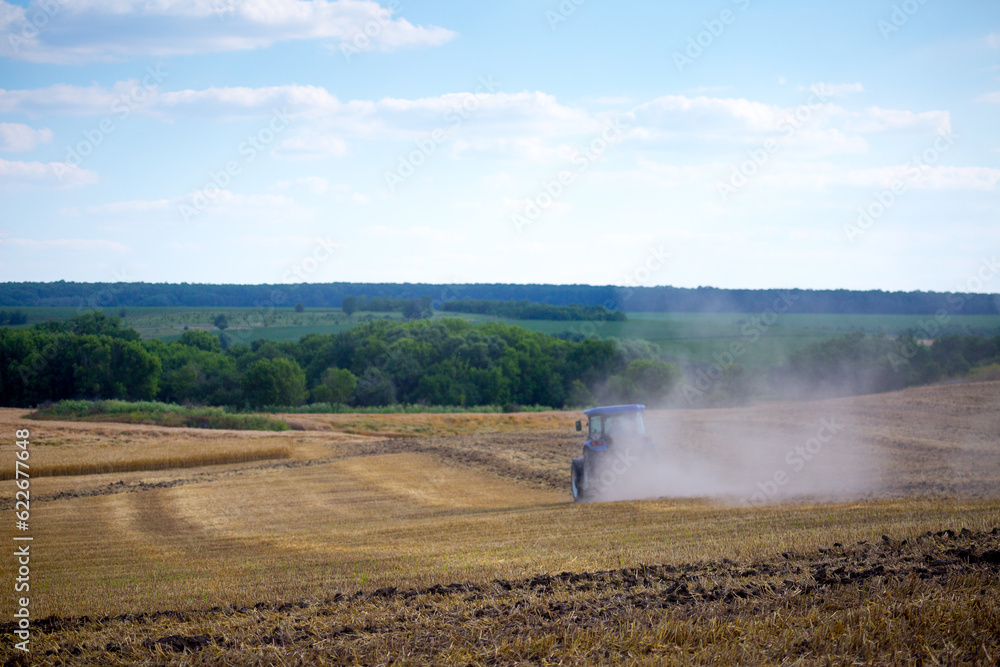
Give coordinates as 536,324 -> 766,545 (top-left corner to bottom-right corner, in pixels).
7,306 -> 1000,370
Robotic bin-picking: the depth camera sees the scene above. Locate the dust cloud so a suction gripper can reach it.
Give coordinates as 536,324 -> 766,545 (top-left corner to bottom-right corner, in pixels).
585,404 -> 881,505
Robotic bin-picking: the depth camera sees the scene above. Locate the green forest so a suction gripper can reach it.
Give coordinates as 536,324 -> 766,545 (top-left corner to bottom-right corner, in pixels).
3,281 -> 999,315
0,312 -> 677,410
439,300 -> 626,321
1,311 -> 998,411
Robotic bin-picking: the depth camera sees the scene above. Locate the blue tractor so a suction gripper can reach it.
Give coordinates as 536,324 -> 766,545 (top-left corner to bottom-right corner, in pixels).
571,404 -> 651,502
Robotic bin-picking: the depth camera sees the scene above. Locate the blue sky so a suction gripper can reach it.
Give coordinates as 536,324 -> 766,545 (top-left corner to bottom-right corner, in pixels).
0,0 -> 998,291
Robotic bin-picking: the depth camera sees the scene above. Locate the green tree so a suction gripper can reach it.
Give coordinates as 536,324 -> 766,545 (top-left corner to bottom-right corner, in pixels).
241,357 -> 306,407
178,329 -> 222,352
67,312 -> 139,341
341,296 -> 358,318
566,380 -> 594,408
311,367 -> 357,404
624,359 -> 680,398
402,299 -> 426,320
294,303 -> 305,313
353,367 -> 396,406
213,314 -> 229,330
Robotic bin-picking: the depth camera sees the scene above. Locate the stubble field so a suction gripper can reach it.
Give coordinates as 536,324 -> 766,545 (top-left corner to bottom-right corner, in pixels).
1,382 -> 998,665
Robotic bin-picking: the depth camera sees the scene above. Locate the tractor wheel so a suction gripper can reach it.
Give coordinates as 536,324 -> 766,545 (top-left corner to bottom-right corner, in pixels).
571,457 -> 587,503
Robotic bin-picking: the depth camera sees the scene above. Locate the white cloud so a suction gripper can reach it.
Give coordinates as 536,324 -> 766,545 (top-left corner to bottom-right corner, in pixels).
0,158 -> 99,188
274,131 -> 350,159
802,82 -> 864,97
755,163 -> 1000,191
365,225 -> 459,241
158,85 -> 341,119
988,33 -> 1000,49
0,0 -> 456,64
272,176 -> 331,194
629,95 -> 786,133
851,107 -> 951,134
0,123 -> 53,151
78,199 -> 172,215
60,190 -> 315,225
0,80 -> 161,116
501,197 -> 572,218
481,171 -> 515,189
976,91 -> 1000,105
626,94 -> 949,144
3,238 -> 130,252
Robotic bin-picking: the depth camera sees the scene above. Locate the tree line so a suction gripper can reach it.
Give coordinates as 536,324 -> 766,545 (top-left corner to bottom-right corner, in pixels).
3,282 -> 998,315
0,310 -> 28,325
2,312 -> 996,412
684,332 -> 1000,406
0,313 -> 678,410
439,300 -> 626,321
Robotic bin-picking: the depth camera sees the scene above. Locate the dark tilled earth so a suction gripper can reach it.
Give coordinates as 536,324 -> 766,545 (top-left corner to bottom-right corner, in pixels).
4,527 -> 998,666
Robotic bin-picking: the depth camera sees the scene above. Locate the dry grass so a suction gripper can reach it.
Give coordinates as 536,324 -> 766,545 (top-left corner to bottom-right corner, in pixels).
0,443 -> 291,479
275,410 -> 579,438
0,384 -> 998,664
4,527 -> 999,665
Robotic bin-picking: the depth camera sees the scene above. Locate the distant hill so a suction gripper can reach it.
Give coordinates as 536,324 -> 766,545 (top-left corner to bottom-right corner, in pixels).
0,281 -> 997,315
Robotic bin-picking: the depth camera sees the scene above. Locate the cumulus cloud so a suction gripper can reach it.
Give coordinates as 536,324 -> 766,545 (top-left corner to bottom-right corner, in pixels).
850,106 -> 951,134
626,93 -> 947,141
754,163 -> 1000,191
0,158 -> 99,188
629,95 -> 787,133
0,122 -> 53,151
274,130 -> 350,159
0,0 -> 456,63
0,80 -> 163,117
2,238 -> 129,252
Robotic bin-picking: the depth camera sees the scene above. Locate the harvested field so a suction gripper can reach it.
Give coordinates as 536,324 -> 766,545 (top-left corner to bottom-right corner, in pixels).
5,527 -> 998,665
0,382 -> 998,664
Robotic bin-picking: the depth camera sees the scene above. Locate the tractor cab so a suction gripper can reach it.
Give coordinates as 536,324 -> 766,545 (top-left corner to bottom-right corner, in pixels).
571,405 -> 650,502
576,404 -> 647,453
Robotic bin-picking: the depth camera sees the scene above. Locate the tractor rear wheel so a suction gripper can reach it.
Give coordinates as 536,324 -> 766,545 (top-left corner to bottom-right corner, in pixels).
571,457 -> 587,503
